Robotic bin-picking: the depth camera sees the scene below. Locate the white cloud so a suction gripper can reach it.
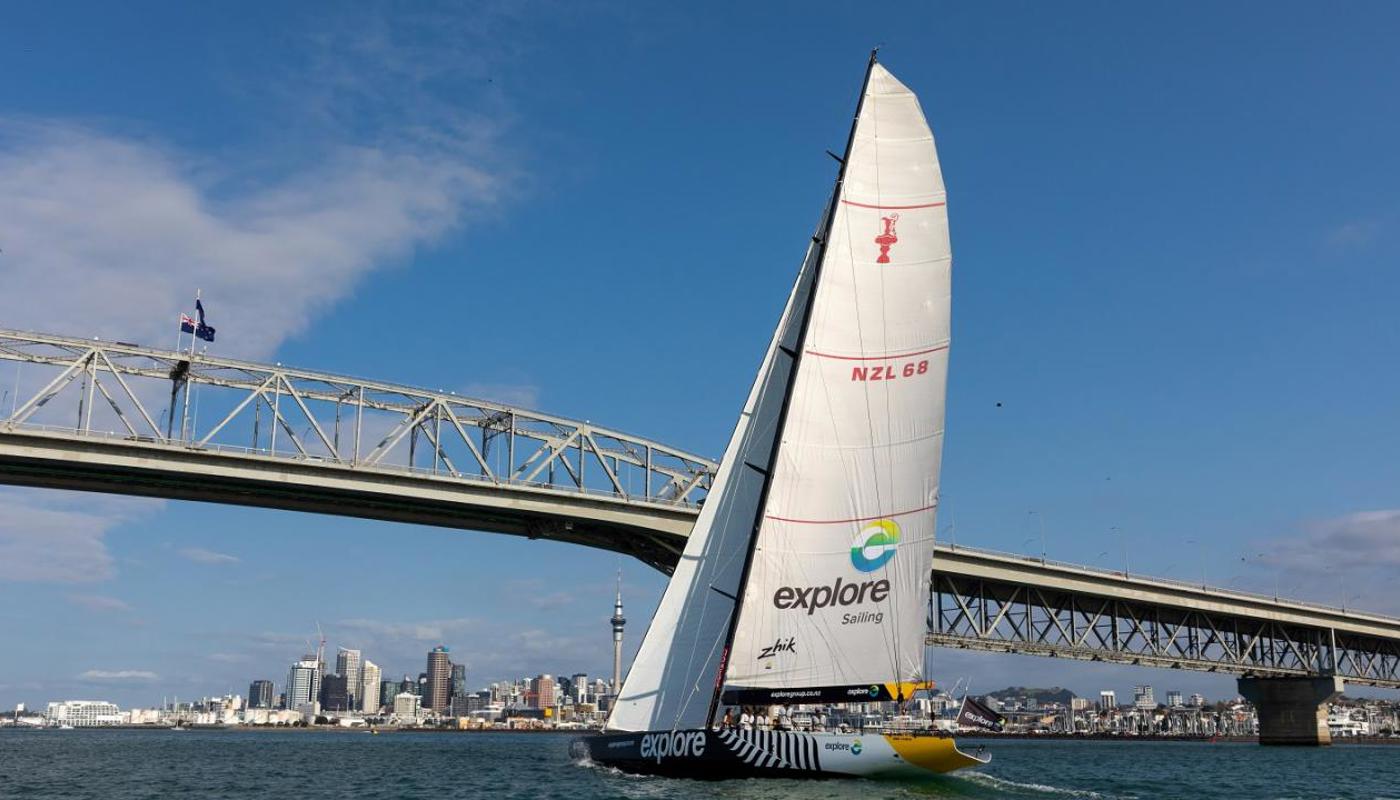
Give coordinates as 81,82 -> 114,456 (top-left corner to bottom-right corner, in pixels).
0,122 -> 500,360
178,547 -> 242,566
0,8 -> 518,584
79,669 -> 159,682
1254,510 -> 1400,614
0,489 -> 157,582
336,617 -> 482,644
66,594 -> 132,612
206,653 -> 250,664
459,382 -> 543,412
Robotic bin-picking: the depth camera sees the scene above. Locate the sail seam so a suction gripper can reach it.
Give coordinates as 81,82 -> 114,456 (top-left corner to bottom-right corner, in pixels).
840,199 -> 946,210
764,502 -> 937,525
805,343 -> 949,361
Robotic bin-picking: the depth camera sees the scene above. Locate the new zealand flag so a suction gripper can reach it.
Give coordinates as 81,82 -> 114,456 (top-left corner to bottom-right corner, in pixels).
193,298 -> 216,342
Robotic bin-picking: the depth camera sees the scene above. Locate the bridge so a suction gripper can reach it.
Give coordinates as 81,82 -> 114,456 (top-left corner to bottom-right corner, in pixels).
3,327 -> 1396,743
0,329 -> 710,572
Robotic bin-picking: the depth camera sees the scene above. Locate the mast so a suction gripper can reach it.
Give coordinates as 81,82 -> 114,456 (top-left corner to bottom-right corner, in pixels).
704,49 -> 883,726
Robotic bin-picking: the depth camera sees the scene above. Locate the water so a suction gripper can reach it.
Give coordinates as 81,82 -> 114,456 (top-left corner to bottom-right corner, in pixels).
1,730 -> 1396,800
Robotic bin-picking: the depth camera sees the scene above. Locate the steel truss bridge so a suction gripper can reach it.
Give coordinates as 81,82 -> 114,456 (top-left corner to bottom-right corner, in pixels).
0,329 -> 711,571
927,547 -> 1400,689
2,328 -> 1398,688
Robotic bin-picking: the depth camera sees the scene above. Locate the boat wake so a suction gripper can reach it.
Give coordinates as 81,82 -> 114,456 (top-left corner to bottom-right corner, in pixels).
956,771 -> 1125,799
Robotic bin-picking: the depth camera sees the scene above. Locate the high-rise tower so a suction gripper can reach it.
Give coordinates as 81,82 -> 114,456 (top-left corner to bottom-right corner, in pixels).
335,648 -> 361,710
610,569 -> 626,693
425,646 -> 451,711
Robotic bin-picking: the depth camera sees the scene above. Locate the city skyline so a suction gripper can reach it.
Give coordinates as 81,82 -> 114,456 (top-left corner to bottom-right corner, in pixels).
2,2 -> 1400,712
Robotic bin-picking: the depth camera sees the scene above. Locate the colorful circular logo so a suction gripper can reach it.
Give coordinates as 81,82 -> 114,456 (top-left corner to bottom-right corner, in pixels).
851,738 -> 864,755
850,520 -> 900,572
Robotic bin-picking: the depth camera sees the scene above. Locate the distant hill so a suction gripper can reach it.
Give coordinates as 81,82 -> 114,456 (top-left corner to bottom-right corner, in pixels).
980,686 -> 1077,705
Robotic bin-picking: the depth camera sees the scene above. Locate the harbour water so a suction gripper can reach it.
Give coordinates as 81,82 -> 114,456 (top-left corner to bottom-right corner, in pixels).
1,730 -> 1396,799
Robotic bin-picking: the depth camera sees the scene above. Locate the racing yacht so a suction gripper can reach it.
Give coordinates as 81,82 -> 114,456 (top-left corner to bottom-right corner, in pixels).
575,51 -> 988,779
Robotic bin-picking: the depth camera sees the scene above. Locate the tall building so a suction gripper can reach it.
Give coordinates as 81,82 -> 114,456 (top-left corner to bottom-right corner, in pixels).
286,655 -> 321,711
1189,693 -> 1207,708
610,570 -> 626,692
1099,690 -> 1116,711
336,649 -> 362,710
1166,690 -> 1184,708
571,673 -> 589,704
381,680 -> 400,708
532,674 -> 556,710
248,680 -> 275,710
451,663 -> 467,701
321,674 -> 350,712
360,660 -> 381,713
425,646 -> 452,711
1133,685 -> 1155,710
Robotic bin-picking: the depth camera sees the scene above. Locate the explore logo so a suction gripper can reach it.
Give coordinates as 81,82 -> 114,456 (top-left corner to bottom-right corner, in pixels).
850,520 -> 900,572
639,731 -> 706,764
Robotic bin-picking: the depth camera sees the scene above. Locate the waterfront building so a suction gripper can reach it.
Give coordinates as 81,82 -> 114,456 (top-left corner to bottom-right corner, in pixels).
321,673 -> 350,712
399,675 -> 417,697
381,680 -> 400,707
1189,693 -> 1206,708
335,648 -> 362,710
531,675 -> 556,710
361,660 -> 381,713
1166,690 -> 1184,707
570,673 -> 589,704
45,700 -> 122,727
286,655 -> 321,711
1098,690 -> 1116,711
393,692 -> 421,718
425,647 -> 452,711
248,680 -> 275,710
1133,685 -> 1155,710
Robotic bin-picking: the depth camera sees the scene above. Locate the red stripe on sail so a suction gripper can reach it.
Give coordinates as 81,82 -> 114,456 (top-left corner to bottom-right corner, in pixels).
805,344 -> 949,361
765,503 -> 938,525
840,199 -> 946,210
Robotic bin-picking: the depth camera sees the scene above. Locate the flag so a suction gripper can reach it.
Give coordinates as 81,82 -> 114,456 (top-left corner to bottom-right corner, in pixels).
957,696 -> 1006,732
194,298 -> 216,342
179,314 -> 196,334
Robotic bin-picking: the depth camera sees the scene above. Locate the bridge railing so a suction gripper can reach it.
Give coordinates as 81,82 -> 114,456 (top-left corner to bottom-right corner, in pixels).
0,329 -> 718,509
935,542 -> 1374,620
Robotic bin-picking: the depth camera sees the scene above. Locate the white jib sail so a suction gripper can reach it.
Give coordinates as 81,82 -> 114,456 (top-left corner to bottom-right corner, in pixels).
606,228 -> 823,732
724,63 -> 950,693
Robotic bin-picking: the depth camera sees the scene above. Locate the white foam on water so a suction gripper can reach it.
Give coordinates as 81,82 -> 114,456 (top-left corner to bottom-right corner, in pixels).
958,771 -> 1127,799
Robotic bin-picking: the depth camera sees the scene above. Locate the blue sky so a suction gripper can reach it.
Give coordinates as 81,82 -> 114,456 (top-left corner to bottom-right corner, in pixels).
2,1 -> 1399,708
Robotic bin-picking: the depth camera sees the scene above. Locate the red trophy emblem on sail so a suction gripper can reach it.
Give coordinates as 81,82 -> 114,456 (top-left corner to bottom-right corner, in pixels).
874,213 -> 899,264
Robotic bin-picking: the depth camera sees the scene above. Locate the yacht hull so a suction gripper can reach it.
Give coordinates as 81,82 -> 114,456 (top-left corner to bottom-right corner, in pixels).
574,729 -> 988,780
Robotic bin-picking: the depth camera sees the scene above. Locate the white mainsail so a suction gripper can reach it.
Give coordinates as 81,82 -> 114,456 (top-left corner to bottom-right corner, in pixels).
723,62 -> 949,696
607,58 -> 949,730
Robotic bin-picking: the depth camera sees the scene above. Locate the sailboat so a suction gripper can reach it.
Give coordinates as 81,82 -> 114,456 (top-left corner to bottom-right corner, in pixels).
575,52 -> 988,779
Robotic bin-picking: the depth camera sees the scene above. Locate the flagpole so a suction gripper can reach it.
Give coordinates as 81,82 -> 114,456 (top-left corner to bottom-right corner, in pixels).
180,289 -> 199,441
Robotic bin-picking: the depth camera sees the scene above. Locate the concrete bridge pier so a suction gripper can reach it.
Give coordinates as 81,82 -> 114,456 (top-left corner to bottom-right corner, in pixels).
1237,675 -> 1343,745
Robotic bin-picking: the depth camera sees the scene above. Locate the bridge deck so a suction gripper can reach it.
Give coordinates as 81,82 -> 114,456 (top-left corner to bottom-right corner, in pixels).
3,328 -> 1396,685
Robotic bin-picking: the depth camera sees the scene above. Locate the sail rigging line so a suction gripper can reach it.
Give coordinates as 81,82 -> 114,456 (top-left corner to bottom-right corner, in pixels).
702,49 -> 884,728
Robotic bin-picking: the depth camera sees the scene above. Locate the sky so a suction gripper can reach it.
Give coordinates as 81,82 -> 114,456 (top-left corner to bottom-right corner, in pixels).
1,1 -> 1399,709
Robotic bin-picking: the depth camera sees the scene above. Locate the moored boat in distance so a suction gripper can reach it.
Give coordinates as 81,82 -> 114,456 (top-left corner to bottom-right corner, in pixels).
576,50 -> 988,779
